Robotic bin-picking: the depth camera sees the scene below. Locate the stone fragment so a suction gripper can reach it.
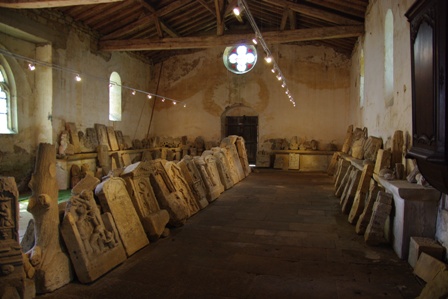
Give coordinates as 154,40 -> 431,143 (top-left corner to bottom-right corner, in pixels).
66,122 -> 81,154
289,153 -> 300,170
0,177 -> 26,299
417,269 -> 448,299
413,252 -> 447,283
350,127 -> 367,159
61,190 -> 127,283
115,130 -> 125,150
122,135 -> 132,150
408,237 -> 445,269
374,149 -> 392,175
97,145 -> 111,176
335,164 -> 353,197
355,181 -> 383,235
327,152 -> 339,176
70,164 -> 82,189
235,136 -> 251,177
163,161 -> 200,216
194,156 -> 221,202
363,136 -> 383,162
85,128 -> 99,150
106,126 -> 120,151
334,158 -> 350,188
348,163 -> 374,223
364,191 -> 393,246
148,160 -> 189,227
256,151 -> 271,168
71,174 -> 100,196
26,143 -> 72,293
94,124 -> 110,150
121,153 -> 132,167
340,168 -> 361,214
274,154 -> 288,170
178,156 -> 209,210
341,125 -> 353,154
220,137 -> 245,183
391,130 -> 404,166
95,177 -> 149,256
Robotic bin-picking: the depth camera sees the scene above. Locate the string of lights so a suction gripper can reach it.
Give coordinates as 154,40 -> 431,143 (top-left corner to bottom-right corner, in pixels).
236,0 -> 296,107
0,48 -> 186,107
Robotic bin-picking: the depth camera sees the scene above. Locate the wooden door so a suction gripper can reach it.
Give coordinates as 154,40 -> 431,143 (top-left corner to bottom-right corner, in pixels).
225,116 -> 258,164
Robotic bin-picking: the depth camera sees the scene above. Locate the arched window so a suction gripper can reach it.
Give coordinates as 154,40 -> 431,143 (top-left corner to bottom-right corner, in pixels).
359,48 -> 365,107
0,58 -> 17,134
109,71 -> 122,121
384,9 -> 394,106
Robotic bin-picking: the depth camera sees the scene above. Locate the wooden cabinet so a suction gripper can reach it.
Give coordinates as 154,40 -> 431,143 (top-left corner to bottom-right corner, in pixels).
406,0 -> 448,193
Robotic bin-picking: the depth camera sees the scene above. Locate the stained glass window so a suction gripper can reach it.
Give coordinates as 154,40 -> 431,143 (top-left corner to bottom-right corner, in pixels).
223,45 -> 257,74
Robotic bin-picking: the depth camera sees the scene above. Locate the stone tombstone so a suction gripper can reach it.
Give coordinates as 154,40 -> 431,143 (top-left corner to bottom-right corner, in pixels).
0,177 -> 25,299
211,147 -> 234,190
71,174 -> 100,196
78,131 -> 95,153
65,122 -> 81,154
348,163 -> 375,224
120,161 -> 170,240
133,139 -> 143,149
256,151 -> 271,168
106,126 -> 120,151
147,160 -> 190,227
363,136 -> 383,162
85,128 -> 99,150
391,130 -> 404,166
26,143 -> 72,293
374,149 -> 392,175
122,135 -> 132,150
350,127 -> 368,160
163,161 -> 200,216
289,153 -> 300,170
194,136 -> 205,155
95,177 -> 149,256
235,136 -> 251,177
364,191 -> 393,246
202,152 -> 225,194
178,156 -> 209,210
220,137 -> 245,183
61,190 -> 127,283
193,156 -> 221,202
97,145 -> 111,176
94,123 -> 110,150
274,154 -> 288,170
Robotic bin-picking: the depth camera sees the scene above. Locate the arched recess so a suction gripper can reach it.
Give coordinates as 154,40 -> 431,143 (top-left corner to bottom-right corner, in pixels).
221,103 -> 258,164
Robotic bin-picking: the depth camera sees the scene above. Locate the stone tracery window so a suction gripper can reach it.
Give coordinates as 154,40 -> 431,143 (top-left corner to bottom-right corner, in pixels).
223,45 -> 257,74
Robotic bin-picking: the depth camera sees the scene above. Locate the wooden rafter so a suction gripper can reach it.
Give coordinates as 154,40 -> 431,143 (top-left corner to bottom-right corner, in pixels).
0,0 -> 123,8
99,25 -> 364,51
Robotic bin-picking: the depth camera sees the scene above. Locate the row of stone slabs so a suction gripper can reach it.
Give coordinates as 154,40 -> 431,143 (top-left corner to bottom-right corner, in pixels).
34,135 -> 250,294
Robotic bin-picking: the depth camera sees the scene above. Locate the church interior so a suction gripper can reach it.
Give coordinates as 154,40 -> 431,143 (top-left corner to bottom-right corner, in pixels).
0,0 -> 448,298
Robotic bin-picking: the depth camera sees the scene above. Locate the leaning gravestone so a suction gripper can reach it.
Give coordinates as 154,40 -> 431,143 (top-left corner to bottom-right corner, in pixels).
178,156 -> 209,210
121,161 -> 170,241
61,190 -> 127,283
211,147 -> 234,190
220,137 -> 245,183
194,156 -> 221,202
26,143 -> 72,293
163,161 -> 200,217
235,136 -> 251,177
148,160 -> 190,227
95,123 -> 110,150
95,177 -> 149,256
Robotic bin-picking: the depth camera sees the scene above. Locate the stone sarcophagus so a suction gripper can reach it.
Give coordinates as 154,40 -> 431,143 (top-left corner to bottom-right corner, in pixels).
147,160 -> 190,227
61,190 -> 127,283
121,161 -> 170,240
95,177 -> 149,256
178,156 -> 209,210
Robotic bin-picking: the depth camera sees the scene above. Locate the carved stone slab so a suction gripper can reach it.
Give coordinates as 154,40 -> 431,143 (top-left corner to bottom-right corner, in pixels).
364,191 -> 393,246
94,124 -> 110,150
201,154 -> 225,198
256,152 -> 271,168
289,153 -> 300,170
106,126 -> 119,151
348,163 -> 374,224
147,160 -> 189,227
274,154 -> 288,170
374,149 -> 392,175
194,156 -> 221,202
95,177 -> 149,256
341,125 -> 354,154
121,161 -> 169,240
235,136 -> 251,177
355,181 -> 384,235
178,156 -> 209,210
115,130 -> 124,150
220,147 -> 241,185
163,161 -> 200,216
363,136 -> 383,162
66,122 -> 81,154
391,130 -> 404,166
85,128 -> 99,150
0,177 -> 25,299
211,148 -> 234,190
220,137 -> 245,183
61,191 -> 127,283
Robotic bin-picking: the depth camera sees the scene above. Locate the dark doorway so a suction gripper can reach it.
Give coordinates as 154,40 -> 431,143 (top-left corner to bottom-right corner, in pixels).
225,116 -> 258,164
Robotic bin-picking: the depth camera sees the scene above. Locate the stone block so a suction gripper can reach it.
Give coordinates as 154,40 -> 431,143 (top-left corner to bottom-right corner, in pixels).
408,237 -> 445,268
414,252 -> 448,283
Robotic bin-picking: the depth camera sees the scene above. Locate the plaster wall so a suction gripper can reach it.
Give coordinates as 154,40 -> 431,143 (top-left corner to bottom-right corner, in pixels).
349,0 -> 414,147
150,44 -> 351,150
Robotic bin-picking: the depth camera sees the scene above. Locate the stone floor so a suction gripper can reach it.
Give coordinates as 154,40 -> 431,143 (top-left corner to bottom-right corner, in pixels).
38,169 -> 423,299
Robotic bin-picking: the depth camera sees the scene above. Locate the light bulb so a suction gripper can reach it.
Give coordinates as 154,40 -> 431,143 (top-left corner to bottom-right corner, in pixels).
265,56 -> 272,63
183,104 -> 187,108
233,7 -> 240,16
132,90 -> 136,95
75,74 -> 82,82
161,98 -> 165,102
147,94 -> 152,99
28,63 -> 35,71
173,101 -> 177,105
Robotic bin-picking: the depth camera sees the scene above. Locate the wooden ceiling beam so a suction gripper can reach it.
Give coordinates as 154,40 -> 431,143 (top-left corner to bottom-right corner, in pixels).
0,0 -> 123,9
261,0 -> 361,25
99,25 -> 363,51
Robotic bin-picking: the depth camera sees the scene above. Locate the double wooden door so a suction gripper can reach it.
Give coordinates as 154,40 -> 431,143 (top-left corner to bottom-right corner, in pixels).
225,116 -> 258,164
